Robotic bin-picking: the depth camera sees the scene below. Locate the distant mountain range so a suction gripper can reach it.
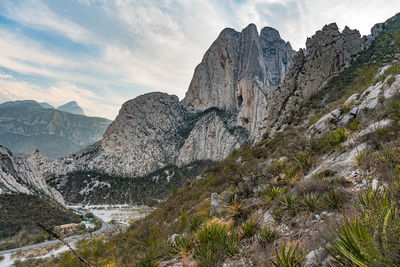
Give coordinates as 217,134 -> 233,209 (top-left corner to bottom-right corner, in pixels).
0,100 -> 111,159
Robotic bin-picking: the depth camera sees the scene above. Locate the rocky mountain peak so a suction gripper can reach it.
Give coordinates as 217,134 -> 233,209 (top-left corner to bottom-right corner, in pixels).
182,24 -> 295,115
258,23 -> 365,138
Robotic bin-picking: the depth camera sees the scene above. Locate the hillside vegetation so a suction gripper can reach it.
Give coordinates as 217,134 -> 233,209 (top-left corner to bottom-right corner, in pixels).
0,193 -> 81,251
39,14 -> 400,267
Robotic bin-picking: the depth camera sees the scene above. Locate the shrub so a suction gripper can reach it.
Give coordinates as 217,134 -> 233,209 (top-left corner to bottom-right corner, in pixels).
349,118 -> 362,132
271,244 -> 304,267
389,99 -> 400,120
241,219 -> 258,239
301,193 -> 321,212
327,128 -> 348,146
259,226 -> 277,245
322,190 -> 345,209
342,100 -> 356,112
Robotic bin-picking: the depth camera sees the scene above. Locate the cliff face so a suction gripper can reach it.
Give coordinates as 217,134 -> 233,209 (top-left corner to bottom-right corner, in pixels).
48,24 -> 295,178
258,23 -> 365,138
0,145 -> 64,204
182,24 -> 295,135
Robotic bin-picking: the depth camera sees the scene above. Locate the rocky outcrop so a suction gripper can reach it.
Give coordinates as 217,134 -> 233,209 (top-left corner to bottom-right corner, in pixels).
182,24 -> 295,135
0,145 -> 64,204
258,23 -> 365,138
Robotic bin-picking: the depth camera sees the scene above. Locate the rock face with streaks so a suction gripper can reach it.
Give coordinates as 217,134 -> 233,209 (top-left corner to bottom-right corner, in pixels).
182,24 -> 295,135
0,145 -> 64,204
258,23 -> 365,138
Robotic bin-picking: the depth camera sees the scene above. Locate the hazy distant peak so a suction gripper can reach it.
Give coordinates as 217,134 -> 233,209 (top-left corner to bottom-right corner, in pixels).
57,101 -> 85,115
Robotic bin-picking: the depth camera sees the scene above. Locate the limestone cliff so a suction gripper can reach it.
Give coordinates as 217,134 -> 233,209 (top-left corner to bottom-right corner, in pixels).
0,145 -> 64,204
258,23 -> 365,138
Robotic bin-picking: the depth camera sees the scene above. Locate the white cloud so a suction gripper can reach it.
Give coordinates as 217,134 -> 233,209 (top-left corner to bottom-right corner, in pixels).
0,73 -> 13,80
1,0 -> 94,43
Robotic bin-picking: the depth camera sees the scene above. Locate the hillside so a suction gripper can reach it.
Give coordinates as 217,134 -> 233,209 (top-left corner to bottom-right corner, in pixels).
0,193 -> 81,251
45,13 -> 400,267
0,100 -> 111,159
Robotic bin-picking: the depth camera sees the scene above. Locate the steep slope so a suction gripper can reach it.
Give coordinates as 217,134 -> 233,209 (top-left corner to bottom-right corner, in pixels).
258,23 -> 365,138
0,100 -> 111,159
57,101 -> 85,115
51,13 -> 400,267
0,145 -> 64,204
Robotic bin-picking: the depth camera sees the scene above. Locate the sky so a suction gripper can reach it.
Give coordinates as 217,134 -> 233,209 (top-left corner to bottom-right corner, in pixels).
0,0 -> 399,120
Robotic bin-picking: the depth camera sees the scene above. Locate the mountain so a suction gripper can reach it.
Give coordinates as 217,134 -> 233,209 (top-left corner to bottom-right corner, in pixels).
57,101 -> 85,115
50,13 -> 400,267
46,22 -> 364,190
0,100 -> 111,159
39,102 -> 54,109
48,24 -> 296,179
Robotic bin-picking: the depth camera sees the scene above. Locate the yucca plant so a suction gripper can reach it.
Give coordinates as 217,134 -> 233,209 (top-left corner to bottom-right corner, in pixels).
280,194 -> 297,209
169,234 -> 193,256
226,200 -> 246,222
225,230 -> 239,257
302,192 -> 321,212
322,190 -> 345,209
268,186 -> 282,200
193,221 -> 239,266
188,216 -> 204,233
328,218 -> 380,267
241,219 -> 258,238
271,244 -> 304,267
259,226 -> 277,246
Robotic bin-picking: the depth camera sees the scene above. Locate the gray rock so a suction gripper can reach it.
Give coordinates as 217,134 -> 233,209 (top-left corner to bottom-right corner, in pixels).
210,192 -> 223,216
258,23 -> 364,139
0,146 -> 64,204
305,247 -> 331,267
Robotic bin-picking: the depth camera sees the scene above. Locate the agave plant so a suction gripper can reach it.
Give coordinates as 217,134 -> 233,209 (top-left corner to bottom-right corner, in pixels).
259,226 -> 277,245
302,192 -> 320,212
328,219 -> 379,267
271,244 -> 304,267
241,219 -> 258,238
322,190 -> 345,209
280,194 -> 297,209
